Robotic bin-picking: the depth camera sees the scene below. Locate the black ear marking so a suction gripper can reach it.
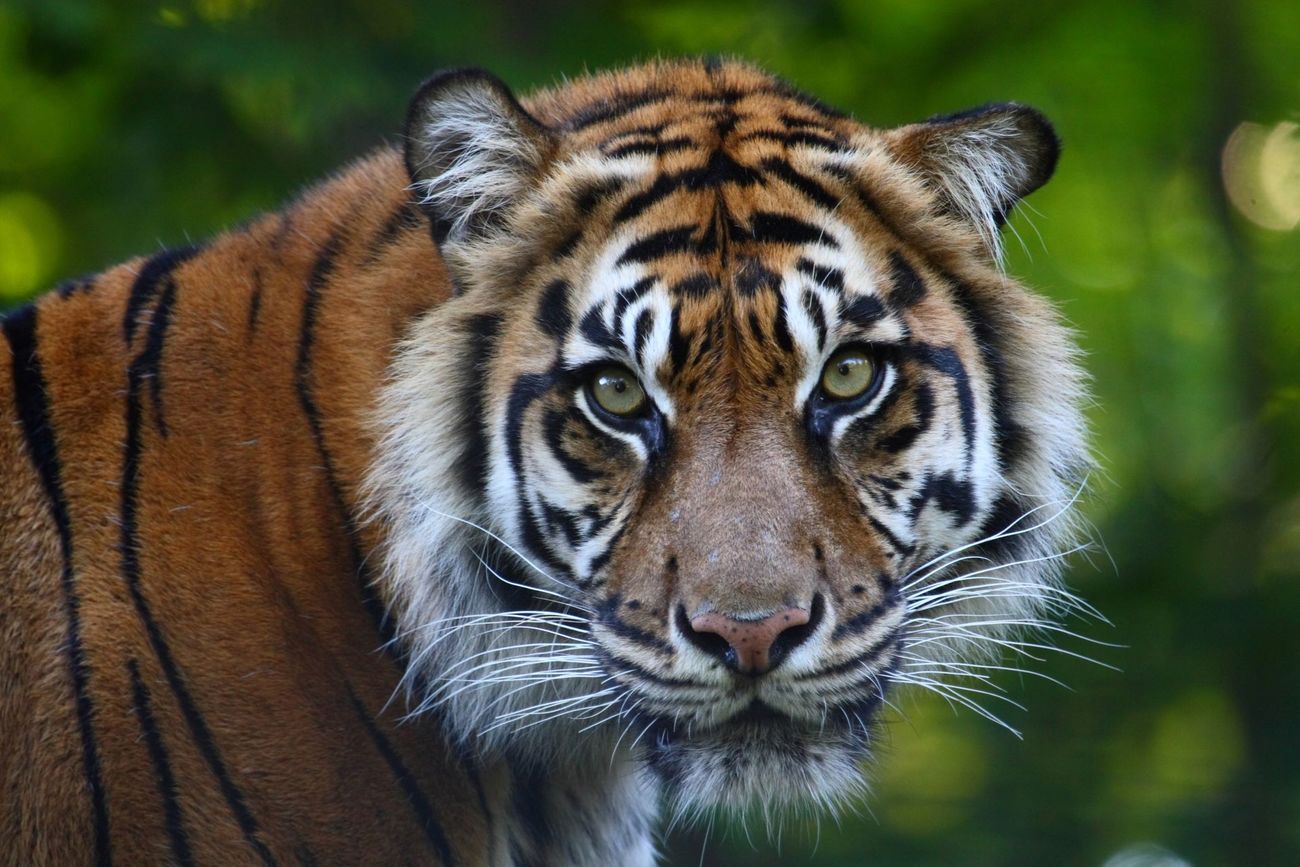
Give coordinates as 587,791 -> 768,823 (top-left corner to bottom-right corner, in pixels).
403,67 -> 555,245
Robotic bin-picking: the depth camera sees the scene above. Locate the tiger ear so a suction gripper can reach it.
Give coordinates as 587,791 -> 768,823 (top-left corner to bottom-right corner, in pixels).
404,68 -> 554,245
884,103 -> 1060,258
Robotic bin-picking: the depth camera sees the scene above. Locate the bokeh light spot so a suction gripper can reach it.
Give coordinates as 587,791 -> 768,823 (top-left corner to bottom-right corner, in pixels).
0,193 -> 63,304
1222,121 -> 1300,230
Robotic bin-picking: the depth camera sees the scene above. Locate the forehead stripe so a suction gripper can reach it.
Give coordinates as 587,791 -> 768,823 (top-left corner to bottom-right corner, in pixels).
760,158 -> 842,210
840,294 -> 888,329
735,260 -> 781,296
605,135 -> 695,160
535,279 -> 572,338
745,212 -> 837,247
795,258 -> 844,293
612,276 -> 657,325
737,129 -> 845,150
618,225 -> 697,265
887,251 -> 926,308
613,153 -> 761,224
669,272 -> 714,298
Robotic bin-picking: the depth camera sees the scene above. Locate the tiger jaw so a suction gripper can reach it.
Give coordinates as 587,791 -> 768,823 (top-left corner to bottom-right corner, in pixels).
637,694 -> 888,814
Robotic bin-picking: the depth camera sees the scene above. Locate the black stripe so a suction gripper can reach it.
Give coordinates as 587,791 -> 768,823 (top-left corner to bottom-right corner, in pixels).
596,598 -> 673,653
909,343 -> 977,468
539,499 -> 585,549
612,276 -> 657,326
119,285 -> 277,865
127,658 -> 194,867
123,246 -> 200,345
973,495 -> 1033,561
578,306 -> 618,354
505,371 -> 572,582
3,304 -> 113,867
56,275 -> 96,299
772,292 -> 795,353
614,153 -> 761,224
617,225 -> 697,265
667,304 -> 690,374
908,471 -> 977,527
865,511 -> 914,558
614,174 -> 685,225
632,308 -> 655,366
811,622 -> 901,677
295,232 -> 395,647
565,89 -> 671,129
573,178 -> 627,216
840,293 -> 887,329
349,691 -> 457,865
584,518 -> 626,580
744,212 -> 835,247
832,596 -> 900,641
734,258 -> 781,296
801,290 -> 827,351
877,382 -> 934,453
134,277 -> 179,437
367,201 -> 426,263
669,272 -> 714,298
739,129 -> 845,150
600,122 -> 666,145
796,257 -> 844,293
553,228 -> 582,259
943,274 -> 1024,470
543,407 -> 603,484
762,81 -> 849,119
460,314 -> 505,494
605,135 -> 695,159
760,157 -> 843,210
246,268 -> 264,339
888,251 -> 926,308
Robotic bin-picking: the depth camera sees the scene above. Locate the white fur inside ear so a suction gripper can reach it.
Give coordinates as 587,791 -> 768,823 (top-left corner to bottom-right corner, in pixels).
409,85 -> 542,242
927,116 -> 1035,263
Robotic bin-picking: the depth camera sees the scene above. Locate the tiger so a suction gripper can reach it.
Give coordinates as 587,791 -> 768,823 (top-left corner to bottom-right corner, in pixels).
0,57 -> 1091,865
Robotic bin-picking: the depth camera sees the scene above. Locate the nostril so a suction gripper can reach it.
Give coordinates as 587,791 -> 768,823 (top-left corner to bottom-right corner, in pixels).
676,605 -> 734,666
767,593 -> 824,670
682,597 -> 822,675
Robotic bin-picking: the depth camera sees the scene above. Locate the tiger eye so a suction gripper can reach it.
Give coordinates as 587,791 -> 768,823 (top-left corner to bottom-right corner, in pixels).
820,348 -> 876,400
590,366 -> 647,416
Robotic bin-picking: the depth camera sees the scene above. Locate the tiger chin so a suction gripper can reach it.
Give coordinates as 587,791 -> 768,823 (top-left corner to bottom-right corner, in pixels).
2,58 -> 1091,865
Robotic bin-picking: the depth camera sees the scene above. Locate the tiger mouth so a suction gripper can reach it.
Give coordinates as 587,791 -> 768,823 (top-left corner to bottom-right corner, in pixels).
636,683 -> 890,748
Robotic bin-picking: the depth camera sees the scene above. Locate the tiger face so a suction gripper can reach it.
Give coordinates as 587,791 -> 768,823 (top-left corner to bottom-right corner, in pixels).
368,60 -> 1089,817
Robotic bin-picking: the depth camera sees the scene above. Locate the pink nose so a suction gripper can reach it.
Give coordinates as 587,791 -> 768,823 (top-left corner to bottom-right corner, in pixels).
687,607 -> 812,675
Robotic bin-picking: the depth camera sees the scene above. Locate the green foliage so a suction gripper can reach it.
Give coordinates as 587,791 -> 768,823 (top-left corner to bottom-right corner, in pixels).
2,0 -> 1298,862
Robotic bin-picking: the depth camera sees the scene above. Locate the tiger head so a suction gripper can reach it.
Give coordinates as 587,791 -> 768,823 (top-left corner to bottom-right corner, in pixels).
367,60 -> 1090,817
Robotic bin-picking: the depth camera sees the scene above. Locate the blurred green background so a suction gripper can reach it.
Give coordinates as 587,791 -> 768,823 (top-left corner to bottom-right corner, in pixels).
2,0 -> 1298,864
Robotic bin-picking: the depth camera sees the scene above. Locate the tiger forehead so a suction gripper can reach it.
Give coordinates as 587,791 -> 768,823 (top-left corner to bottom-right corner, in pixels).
527,60 -> 854,147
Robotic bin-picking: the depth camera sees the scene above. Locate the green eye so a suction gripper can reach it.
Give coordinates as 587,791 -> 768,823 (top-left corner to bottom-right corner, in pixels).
590,366 -> 647,416
820,348 -> 877,400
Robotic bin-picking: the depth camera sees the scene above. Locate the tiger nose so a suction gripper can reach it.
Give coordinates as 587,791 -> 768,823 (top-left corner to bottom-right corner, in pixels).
684,606 -> 814,675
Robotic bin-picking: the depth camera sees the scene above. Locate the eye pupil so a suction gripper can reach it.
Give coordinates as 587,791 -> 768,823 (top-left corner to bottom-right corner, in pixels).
820,349 -> 876,401
589,365 -> 647,417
